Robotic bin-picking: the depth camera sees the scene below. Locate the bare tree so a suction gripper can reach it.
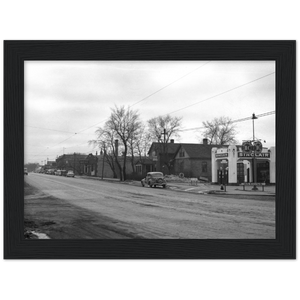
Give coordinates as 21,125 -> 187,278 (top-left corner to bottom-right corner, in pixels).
202,116 -> 238,145
106,105 -> 141,181
89,126 -> 120,178
147,115 -> 182,174
136,129 -> 152,160
128,124 -> 152,172
147,115 -> 182,143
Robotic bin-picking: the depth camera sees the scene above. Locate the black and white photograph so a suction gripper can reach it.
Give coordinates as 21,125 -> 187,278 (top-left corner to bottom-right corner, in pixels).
24,60 -> 276,239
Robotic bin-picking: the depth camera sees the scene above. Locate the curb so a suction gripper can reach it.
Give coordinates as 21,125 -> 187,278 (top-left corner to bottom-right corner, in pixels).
77,175 -> 136,185
168,185 -> 275,197
76,176 -> 275,196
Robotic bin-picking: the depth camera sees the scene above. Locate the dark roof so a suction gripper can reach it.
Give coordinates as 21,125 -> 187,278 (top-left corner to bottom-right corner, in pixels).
135,158 -> 153,165
148,142 -> 229,158
174,144 -> 226,159
148,142 -> 181,155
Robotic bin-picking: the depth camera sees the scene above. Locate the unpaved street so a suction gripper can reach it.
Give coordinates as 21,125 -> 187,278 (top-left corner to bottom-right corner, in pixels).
24,174 -> 275,239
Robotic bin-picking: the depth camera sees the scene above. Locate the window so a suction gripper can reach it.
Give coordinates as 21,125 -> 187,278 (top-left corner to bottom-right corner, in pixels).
179,150 -> 185,157
136,165 -> 142,173
202,161 -> 207,173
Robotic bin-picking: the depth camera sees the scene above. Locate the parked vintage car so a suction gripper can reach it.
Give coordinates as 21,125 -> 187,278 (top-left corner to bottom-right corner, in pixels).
55,170 -> 61,176
66,170 -> 75,177
60,170 -> 68,176
48,169 -> 56,175
141,172 -> 167,188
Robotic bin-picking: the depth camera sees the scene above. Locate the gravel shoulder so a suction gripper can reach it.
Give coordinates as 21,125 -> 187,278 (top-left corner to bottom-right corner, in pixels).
24,182 -> 135,239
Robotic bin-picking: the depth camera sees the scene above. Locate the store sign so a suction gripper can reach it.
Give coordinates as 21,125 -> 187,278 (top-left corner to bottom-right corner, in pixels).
253,141 -> 263,155
238,152 -> 270,158
215,153 -> 228,158
242,141 -> 252,153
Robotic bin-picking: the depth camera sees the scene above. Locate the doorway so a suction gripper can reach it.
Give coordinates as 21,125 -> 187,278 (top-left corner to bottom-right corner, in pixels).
237,162 -> 244,183
256,161 -> 270,183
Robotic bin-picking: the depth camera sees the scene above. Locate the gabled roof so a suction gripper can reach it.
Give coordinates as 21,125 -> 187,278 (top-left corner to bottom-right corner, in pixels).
148,142 -> 181,155
135,158 -> 153,165
148,142 -> 228,159
174,143 -> 226,159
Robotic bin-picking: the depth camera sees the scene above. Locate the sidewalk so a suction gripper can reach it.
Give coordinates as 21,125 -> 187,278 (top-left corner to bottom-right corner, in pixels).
166,181 -> 275,196
76,175 -> 275,196
76,175 -> 126,183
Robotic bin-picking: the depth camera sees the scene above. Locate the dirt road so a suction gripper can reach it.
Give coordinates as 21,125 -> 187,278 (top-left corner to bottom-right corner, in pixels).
24,174 -> 275,239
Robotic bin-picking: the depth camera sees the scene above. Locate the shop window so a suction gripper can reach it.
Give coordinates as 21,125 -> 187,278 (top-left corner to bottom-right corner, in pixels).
202,161 -> 207,173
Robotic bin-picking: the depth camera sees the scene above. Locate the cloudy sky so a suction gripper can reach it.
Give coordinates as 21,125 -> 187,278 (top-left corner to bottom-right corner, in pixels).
24,61 -> 275,164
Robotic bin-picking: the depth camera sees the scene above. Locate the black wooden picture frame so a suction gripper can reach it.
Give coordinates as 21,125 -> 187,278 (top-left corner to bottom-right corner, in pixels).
4,40 -> 296,259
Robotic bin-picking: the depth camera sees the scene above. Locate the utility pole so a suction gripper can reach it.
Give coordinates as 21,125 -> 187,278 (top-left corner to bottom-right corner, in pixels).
102,143 -> 106,180
161,128 -> 167,143
252,113 -> 258,190
161,128 -> 168,174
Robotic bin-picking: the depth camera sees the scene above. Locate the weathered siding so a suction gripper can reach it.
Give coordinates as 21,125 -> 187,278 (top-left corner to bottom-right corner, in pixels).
173,158 -> 212,180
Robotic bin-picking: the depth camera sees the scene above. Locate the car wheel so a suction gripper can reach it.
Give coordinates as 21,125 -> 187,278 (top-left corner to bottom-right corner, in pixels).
163,185 -> 166,188
141,181 -> 144,187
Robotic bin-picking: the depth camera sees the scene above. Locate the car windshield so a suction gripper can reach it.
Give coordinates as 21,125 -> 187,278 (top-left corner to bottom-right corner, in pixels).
149,172 -> 163,177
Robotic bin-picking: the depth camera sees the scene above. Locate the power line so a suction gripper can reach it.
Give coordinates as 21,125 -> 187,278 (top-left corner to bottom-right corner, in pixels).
178,111 -> 275,132
75,62 -> 211,134
129,61 -> 211,108
232,111 -> 275,123
75,119 -> 107,134
28,68 -> 274,160
32,135 -> 77,157
166,72 -> 275,116
26,125 -> 90,135
26,125 -> 75,134
35,62 -> 212,153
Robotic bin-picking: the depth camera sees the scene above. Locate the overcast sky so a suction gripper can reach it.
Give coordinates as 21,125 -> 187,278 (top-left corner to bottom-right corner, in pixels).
24,61 -> 275,164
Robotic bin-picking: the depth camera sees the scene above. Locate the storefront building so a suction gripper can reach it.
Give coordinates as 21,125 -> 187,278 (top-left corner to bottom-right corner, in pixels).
211,145 -> 275,184
79,153 -> 98,176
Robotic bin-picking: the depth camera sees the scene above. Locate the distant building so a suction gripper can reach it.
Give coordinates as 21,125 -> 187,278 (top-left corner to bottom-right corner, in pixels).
147,139 -> 181,174
96,154 -> 140,180
144,139 -> 223,180
56,153 -> 97,176
47,160 -> 56,167
42,160 -> 57,172
135,158 -> 155,179
172,141 -> 224,180
79,153 -> 98,176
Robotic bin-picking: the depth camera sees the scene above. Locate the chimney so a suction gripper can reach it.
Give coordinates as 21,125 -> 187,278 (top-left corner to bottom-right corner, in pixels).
203,138 -> 208,145
170,139 -> 174,143
115,139 -> 119,156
